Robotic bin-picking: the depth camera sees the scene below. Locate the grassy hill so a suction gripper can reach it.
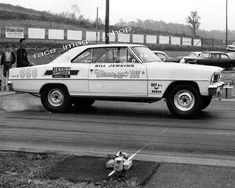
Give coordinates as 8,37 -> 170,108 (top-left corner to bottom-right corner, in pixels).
0,19 -> 85,30
0,3 -> 97,29
0,3 -> 42,16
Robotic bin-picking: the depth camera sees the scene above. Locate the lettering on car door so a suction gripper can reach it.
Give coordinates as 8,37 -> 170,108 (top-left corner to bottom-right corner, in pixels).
88,47 -> 147,96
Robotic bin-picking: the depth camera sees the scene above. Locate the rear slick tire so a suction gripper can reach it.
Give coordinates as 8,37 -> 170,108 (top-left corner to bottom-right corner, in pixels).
41,85 -> 71,112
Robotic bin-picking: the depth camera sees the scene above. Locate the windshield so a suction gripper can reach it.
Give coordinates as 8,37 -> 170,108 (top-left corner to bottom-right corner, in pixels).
132,46 -> 162,63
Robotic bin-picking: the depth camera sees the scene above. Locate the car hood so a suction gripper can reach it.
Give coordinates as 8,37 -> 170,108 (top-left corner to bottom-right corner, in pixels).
146,62 -> 223,80
150,61 -> 222,71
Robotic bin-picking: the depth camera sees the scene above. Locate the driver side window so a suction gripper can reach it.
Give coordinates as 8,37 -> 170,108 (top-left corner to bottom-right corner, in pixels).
92,47 -> 138,63
93,48 -> 117,63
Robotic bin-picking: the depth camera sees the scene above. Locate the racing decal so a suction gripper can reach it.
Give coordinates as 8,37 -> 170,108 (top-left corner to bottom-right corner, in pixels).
52,67 -> 71,78
94,70 -> 129,79
26,68 -> 32,78
19,67 -> 37,79
44,67 -> 79,78
130,70 -> 141,78
95,64 -> 106,68
32,68 -> 38,78
93,69 -> 144,79
94,64 -> 135,68
11,74 -> 19,78
20,68 -> 26,78
108,64 -> 134,68
151,82 -> 163,94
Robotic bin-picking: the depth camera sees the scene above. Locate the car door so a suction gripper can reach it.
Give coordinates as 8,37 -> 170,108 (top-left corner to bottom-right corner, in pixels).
88,47 -> 147,96
69,49 -> 91,95
200,53 -> 220,66
211,53 -> 223,67
208,53 -> 228,67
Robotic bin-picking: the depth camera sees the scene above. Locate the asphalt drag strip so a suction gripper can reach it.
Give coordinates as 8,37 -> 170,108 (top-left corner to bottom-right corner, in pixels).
0,92 -> 43,112
0,93 -> 235,170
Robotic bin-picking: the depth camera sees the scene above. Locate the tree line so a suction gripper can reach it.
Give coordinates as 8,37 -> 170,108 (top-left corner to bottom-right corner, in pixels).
0,3 -> 234,42
115,11 -> 235,41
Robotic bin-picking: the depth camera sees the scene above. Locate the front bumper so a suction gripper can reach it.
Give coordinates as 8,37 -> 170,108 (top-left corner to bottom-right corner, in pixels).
208,81 -> 225,95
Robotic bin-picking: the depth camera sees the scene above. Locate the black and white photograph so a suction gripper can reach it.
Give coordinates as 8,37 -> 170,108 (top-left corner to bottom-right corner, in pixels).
0,0 -> 235,187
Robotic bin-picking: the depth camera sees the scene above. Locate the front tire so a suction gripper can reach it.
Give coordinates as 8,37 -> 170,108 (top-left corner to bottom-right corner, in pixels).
166,84 -> 203,117
41,85 -> 71,112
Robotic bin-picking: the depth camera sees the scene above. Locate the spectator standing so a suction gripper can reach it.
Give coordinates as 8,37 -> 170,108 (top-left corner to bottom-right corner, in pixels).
16,38 -> 33,67
0,44 -> 16,90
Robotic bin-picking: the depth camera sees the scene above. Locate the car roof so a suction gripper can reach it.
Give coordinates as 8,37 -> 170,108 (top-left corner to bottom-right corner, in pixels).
49,43 -> 146,64
66,43 -> 146,53
85,43 -> 145,48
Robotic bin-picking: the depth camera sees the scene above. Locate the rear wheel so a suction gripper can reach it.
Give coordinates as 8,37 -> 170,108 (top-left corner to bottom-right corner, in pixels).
41,85 -> 71,112
166,84 -> 203,117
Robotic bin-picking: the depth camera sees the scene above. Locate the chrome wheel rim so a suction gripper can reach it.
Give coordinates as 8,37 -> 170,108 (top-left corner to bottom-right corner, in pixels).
174,90 -> 195,111
48,89 -> 64,107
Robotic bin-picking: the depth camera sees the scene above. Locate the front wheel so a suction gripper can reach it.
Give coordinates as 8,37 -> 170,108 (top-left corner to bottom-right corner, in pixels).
166,85 -> 203,117
41,85 -> 71,112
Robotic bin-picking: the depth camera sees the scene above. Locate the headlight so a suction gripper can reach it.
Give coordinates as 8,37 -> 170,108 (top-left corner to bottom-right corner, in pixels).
211,72 -> 222,83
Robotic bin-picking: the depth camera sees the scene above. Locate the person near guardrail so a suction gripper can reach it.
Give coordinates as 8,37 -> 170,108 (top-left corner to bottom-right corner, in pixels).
16,38 -> 34,67
0,44 -> 16,91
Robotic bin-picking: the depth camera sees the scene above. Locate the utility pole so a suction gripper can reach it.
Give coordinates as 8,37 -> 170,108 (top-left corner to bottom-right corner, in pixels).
226,0 -> 228,47
96,7 -> 99,44
105,0 -> 109,44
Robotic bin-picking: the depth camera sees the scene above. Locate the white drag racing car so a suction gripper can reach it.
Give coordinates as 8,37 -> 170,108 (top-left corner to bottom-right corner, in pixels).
9,44 -> 224,117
